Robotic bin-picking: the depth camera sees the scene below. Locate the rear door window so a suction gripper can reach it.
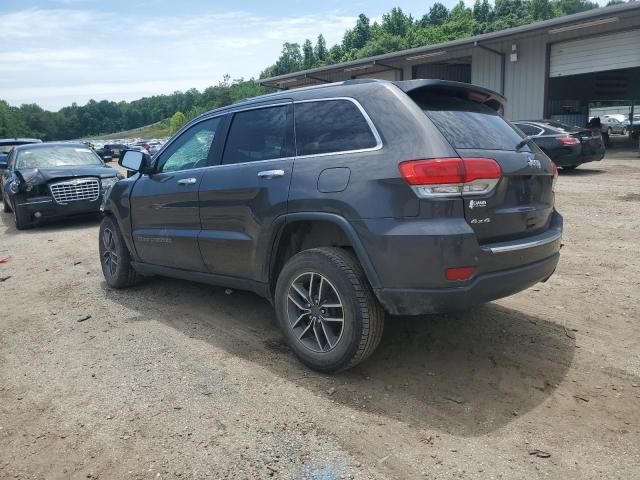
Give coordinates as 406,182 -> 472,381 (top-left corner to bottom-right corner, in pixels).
222,104 -> 293,165
415,93 -> 525,151
294,99 -> 378,156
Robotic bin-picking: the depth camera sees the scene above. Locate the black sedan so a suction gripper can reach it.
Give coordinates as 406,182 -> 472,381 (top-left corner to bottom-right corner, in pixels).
94,143 -> 128,161
513,120 -> 605,170
1,143 -> 122,229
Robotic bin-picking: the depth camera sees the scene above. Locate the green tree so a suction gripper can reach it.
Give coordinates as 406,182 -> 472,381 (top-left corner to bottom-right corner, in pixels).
169,111 -> 187,134
302,39 -> 315,69
428,3 -> 450,26
260,42 -> 302,77
473,0 -> 493,23
314,34 -> 328,63
556,0 -> 599,15
529,0 -> 555,20
381,7 -> 413,37
351,14 -> 372,49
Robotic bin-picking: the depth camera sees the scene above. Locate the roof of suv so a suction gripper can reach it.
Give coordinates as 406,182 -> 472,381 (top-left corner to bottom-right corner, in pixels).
197,79 -> 504,120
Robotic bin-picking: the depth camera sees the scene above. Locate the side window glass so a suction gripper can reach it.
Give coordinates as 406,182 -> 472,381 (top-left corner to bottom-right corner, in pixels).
158,117 -> 220,173
294,99 -> 378,156
222,105 -> 293,165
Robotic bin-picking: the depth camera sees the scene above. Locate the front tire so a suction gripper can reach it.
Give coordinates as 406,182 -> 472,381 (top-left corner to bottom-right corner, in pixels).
12,202 -> 31,230
3,193 -> 11,213
562,165 -> 578,171
99,215 -> 142,288
275,247 -> 384,372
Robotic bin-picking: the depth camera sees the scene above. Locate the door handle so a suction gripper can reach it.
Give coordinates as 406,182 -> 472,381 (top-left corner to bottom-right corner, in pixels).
257,169 -> 285,179
177,177 -> 197,185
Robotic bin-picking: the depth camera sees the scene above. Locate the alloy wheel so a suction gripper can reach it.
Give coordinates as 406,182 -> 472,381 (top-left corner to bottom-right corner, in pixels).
101,227 -> 119,277
286,272 -> 345,353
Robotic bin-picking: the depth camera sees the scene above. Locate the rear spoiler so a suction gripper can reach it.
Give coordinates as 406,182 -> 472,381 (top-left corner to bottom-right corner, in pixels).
392,79 -> 506,112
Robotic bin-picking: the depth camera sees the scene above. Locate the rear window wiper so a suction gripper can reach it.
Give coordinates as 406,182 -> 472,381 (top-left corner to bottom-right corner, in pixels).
515,136 -> 534,151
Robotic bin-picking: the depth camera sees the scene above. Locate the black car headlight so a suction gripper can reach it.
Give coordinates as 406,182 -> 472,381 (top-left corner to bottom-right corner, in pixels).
9,180 -> 20,194
100,177 -> 119,191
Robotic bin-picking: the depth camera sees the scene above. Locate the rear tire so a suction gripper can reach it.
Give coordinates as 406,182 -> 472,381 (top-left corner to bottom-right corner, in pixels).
562,165 -> 577,171
274,247 -> 384,372
99,215 -> 142,288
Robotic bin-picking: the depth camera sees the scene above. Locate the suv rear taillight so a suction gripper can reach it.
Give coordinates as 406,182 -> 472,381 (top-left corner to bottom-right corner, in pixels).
558,136 -> 580,146
399,158 -> 502,198
551,161 -> 558,192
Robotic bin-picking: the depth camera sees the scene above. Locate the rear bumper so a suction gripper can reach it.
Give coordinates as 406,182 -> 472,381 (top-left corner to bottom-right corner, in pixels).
552,149 -> 604,167
351,211 -> 563,316
376,252 -> 559,315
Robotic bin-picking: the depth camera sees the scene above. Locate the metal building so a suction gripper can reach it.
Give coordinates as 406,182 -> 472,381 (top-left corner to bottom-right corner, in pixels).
260,2 -> 640,125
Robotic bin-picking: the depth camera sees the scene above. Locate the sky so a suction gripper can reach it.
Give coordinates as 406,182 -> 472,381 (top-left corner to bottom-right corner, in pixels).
0,0 -> 608,110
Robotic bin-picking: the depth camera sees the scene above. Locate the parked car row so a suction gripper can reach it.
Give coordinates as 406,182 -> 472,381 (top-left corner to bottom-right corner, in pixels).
2,79 -> 565,372
91,138 -> 167,162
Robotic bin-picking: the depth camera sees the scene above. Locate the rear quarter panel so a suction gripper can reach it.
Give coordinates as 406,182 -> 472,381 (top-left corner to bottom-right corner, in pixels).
287,82 -> 459,220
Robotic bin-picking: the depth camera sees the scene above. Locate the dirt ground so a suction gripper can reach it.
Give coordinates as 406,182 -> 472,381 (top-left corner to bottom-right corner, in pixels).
1,152 -> 639,480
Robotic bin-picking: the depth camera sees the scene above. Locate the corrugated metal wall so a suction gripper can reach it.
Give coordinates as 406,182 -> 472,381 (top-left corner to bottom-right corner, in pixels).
503,36 -> 548,120
471,36 -> 548,120
471,48 -> 502,93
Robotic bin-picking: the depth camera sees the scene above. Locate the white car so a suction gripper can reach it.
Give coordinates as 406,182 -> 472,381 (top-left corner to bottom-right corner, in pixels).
601,116 -> 627,135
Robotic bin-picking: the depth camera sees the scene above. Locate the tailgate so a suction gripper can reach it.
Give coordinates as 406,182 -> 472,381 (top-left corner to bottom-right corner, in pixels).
407,85 -> 556,244
456,148 -> 555,243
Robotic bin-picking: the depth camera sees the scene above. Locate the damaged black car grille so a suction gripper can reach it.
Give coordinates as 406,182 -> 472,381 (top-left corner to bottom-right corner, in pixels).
49,178 -> 100,204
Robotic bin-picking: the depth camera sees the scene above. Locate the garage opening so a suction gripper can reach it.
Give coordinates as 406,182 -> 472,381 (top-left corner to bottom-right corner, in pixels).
547,30 -> 640,152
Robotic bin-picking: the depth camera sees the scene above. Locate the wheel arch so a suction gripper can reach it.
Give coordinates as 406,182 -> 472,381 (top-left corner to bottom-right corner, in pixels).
100,180 -> 140,262
265,212 -> 381,298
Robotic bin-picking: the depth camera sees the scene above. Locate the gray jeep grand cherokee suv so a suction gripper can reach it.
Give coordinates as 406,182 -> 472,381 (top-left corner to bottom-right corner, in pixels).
99,79 -> 562,372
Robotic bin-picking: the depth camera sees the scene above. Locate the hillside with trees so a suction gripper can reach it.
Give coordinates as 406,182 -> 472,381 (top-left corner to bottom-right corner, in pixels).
0,77 -> 267,141
1,0 -> 626,141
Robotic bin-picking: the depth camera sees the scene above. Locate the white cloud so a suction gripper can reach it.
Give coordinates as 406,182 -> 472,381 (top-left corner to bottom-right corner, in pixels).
0,7 -> 356,110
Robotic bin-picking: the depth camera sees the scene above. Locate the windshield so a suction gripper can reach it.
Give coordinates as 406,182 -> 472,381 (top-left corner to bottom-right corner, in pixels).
15,146 -> 103,169
415,93 -> 526,151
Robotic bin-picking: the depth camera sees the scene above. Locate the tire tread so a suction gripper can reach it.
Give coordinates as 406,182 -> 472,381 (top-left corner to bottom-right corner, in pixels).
100,215 -> 143,289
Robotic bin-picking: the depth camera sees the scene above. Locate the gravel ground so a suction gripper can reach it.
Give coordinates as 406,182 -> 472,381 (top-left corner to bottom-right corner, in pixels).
1,153 -> 639,479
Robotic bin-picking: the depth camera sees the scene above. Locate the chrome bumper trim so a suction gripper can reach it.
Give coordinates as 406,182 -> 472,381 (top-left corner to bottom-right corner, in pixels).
483,230 -> 562,254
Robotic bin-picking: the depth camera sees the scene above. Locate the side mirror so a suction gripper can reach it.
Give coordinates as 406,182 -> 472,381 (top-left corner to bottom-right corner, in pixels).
0,157 -> 7,170
119,149 -> 151,173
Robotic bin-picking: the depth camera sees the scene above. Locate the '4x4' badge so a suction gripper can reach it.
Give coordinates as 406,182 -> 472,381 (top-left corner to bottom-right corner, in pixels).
526,154 -> 542,169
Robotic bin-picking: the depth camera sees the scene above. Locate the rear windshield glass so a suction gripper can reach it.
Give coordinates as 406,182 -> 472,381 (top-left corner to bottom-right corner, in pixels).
16,146 -> 103,169
415,94 -> 526,151
538,120 -> 581,132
